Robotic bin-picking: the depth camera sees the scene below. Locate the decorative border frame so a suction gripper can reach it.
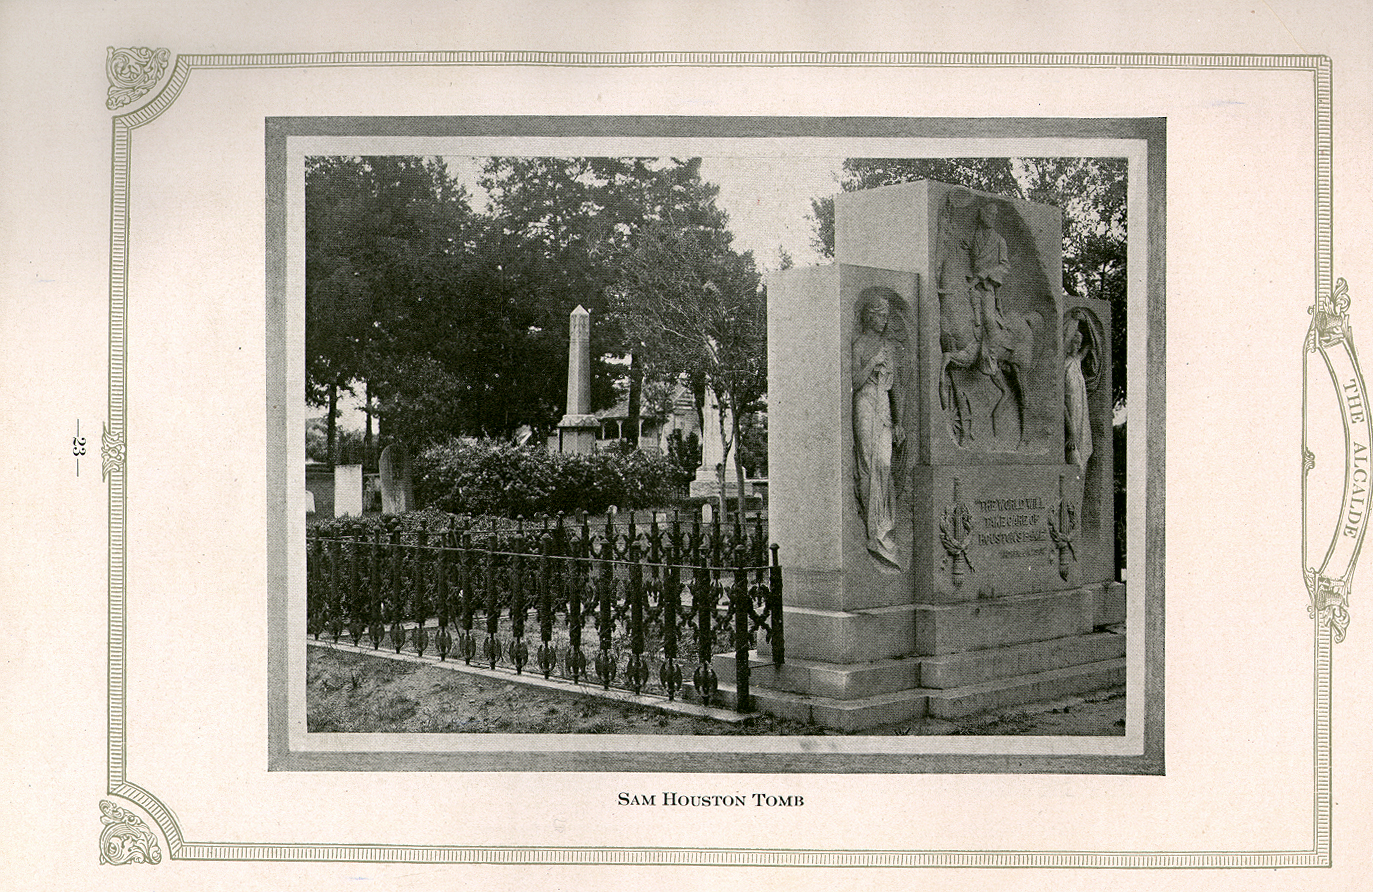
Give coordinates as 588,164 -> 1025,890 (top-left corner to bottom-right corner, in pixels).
105,50 -> 1338,868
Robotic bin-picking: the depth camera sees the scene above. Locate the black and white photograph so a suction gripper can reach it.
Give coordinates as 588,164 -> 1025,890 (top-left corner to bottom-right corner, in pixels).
293,145 -> 1144,752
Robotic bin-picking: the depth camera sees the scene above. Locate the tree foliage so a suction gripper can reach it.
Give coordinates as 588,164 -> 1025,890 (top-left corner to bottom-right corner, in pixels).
306,153 -> 768,458
307,154 -> 758,458
612,213 -> 766,524
811,157 -> 1127,407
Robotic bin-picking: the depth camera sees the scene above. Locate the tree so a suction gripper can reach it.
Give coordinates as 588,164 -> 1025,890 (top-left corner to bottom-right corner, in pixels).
810,157 -> 1127,408
306,155 -> 486,455
308,155 -> 586,450
481,156 -> 739,431
1021,158 -> 1127,409
307,154 -> 767,461
613,219 -> 766,526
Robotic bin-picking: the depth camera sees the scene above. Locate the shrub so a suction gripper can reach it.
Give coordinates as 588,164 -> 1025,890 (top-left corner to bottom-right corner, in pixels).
411,438 -> 677,517
664,430 -> 701,488
308,506 -> 458,543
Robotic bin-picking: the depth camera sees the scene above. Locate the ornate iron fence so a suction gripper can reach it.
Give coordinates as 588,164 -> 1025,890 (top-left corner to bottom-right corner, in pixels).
307,511 -> 784,712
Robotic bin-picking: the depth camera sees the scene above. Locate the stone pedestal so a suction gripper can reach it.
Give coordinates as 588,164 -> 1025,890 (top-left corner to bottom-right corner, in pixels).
557,414 -> 598,454
690,385 -> 738,499
757,181 -> 1120,731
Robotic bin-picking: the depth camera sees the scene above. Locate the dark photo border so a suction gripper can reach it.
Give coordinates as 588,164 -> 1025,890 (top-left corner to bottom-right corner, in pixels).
265,115 -> 1165,774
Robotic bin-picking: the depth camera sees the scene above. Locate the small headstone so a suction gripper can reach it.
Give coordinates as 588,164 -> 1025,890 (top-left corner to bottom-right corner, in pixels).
333,464 -> 363,517
379,444 -> 415,515
701,502 -> 713,525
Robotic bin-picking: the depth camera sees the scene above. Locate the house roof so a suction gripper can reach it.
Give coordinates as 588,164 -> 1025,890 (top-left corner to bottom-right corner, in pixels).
594,398 -> 664,422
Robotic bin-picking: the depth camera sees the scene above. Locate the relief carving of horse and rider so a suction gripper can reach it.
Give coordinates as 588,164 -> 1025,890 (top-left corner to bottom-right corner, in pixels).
935,190 -> 1054,451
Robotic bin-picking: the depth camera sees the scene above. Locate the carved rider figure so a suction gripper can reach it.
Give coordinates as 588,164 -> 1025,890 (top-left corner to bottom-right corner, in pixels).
967,202 -> 1012,377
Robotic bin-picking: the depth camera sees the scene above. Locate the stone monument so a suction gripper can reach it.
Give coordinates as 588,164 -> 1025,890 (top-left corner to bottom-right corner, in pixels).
753,181 -> 1124,730
688,384 -> 738,501
557,305 -> 599,454
378,443 -> 414,515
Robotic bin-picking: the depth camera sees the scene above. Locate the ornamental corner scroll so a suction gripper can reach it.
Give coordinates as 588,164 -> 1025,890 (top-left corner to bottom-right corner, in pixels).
99,800 -> 161,866
106,47 -> 170,110
1304,277 -> 1365,643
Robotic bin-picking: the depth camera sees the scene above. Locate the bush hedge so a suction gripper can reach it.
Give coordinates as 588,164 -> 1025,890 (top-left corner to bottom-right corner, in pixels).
307,507 -> 533,549
411,438 -> 678,518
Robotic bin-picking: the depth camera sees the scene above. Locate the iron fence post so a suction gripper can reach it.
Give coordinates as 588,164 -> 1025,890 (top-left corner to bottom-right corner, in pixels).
510,520 -> 528,674
388,530 -> 405,653
627,518 -> 647,695
733,543 -> 751,712
413,525 -> 428,657
436,525 -> 451,660
770,543 -> 784,667
368,531 -> 383,649
306,536 -> 320,639
483,518 -> 500,669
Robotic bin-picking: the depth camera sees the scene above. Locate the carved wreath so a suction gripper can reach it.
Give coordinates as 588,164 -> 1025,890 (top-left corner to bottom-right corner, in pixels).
939,501 -> 973,564
1048,501 -> 1079,555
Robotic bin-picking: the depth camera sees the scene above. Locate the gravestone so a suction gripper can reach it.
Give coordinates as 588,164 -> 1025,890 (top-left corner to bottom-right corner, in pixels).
305,464 -> 335,518
333,464 -> 363,518
557,305 -> 598,453
379,443 -> 414,515
754,181 -> 1123,730
689,385 -> 738,501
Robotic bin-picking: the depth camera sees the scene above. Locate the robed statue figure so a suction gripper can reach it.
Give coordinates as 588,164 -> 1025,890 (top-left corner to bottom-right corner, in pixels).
852,287 -> 907,569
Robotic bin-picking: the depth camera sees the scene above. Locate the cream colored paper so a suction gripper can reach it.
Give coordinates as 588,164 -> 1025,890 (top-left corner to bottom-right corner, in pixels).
2,1 -> 1371,888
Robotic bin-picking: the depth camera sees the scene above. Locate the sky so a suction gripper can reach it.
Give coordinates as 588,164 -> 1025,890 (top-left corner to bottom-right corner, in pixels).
698,155 -> 845,270
445,154 -> 846,269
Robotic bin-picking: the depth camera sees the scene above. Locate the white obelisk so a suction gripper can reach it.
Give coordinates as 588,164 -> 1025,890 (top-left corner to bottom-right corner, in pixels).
557,305 -> 599,453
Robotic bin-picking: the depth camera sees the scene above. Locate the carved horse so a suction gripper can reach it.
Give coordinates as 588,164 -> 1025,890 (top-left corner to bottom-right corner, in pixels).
940,308 -> 1042,448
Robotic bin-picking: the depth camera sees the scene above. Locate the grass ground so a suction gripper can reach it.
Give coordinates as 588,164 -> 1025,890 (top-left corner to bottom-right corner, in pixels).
308,644 -> 1126,736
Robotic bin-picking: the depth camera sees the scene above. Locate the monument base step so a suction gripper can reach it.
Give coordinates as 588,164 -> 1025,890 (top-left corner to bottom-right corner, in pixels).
918,630 -> 1125,689
737,657 -> 1126,731
914,582 -> 1124,656
720,628 -> 1125,700
711,652 -> 921,700
718,682 -> 930,732
778,581 -> 1125,664
924,657 -> 1127,719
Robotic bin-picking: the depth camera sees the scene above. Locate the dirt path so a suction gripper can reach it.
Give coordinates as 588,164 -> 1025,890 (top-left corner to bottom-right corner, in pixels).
308,645 -> 1125,736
